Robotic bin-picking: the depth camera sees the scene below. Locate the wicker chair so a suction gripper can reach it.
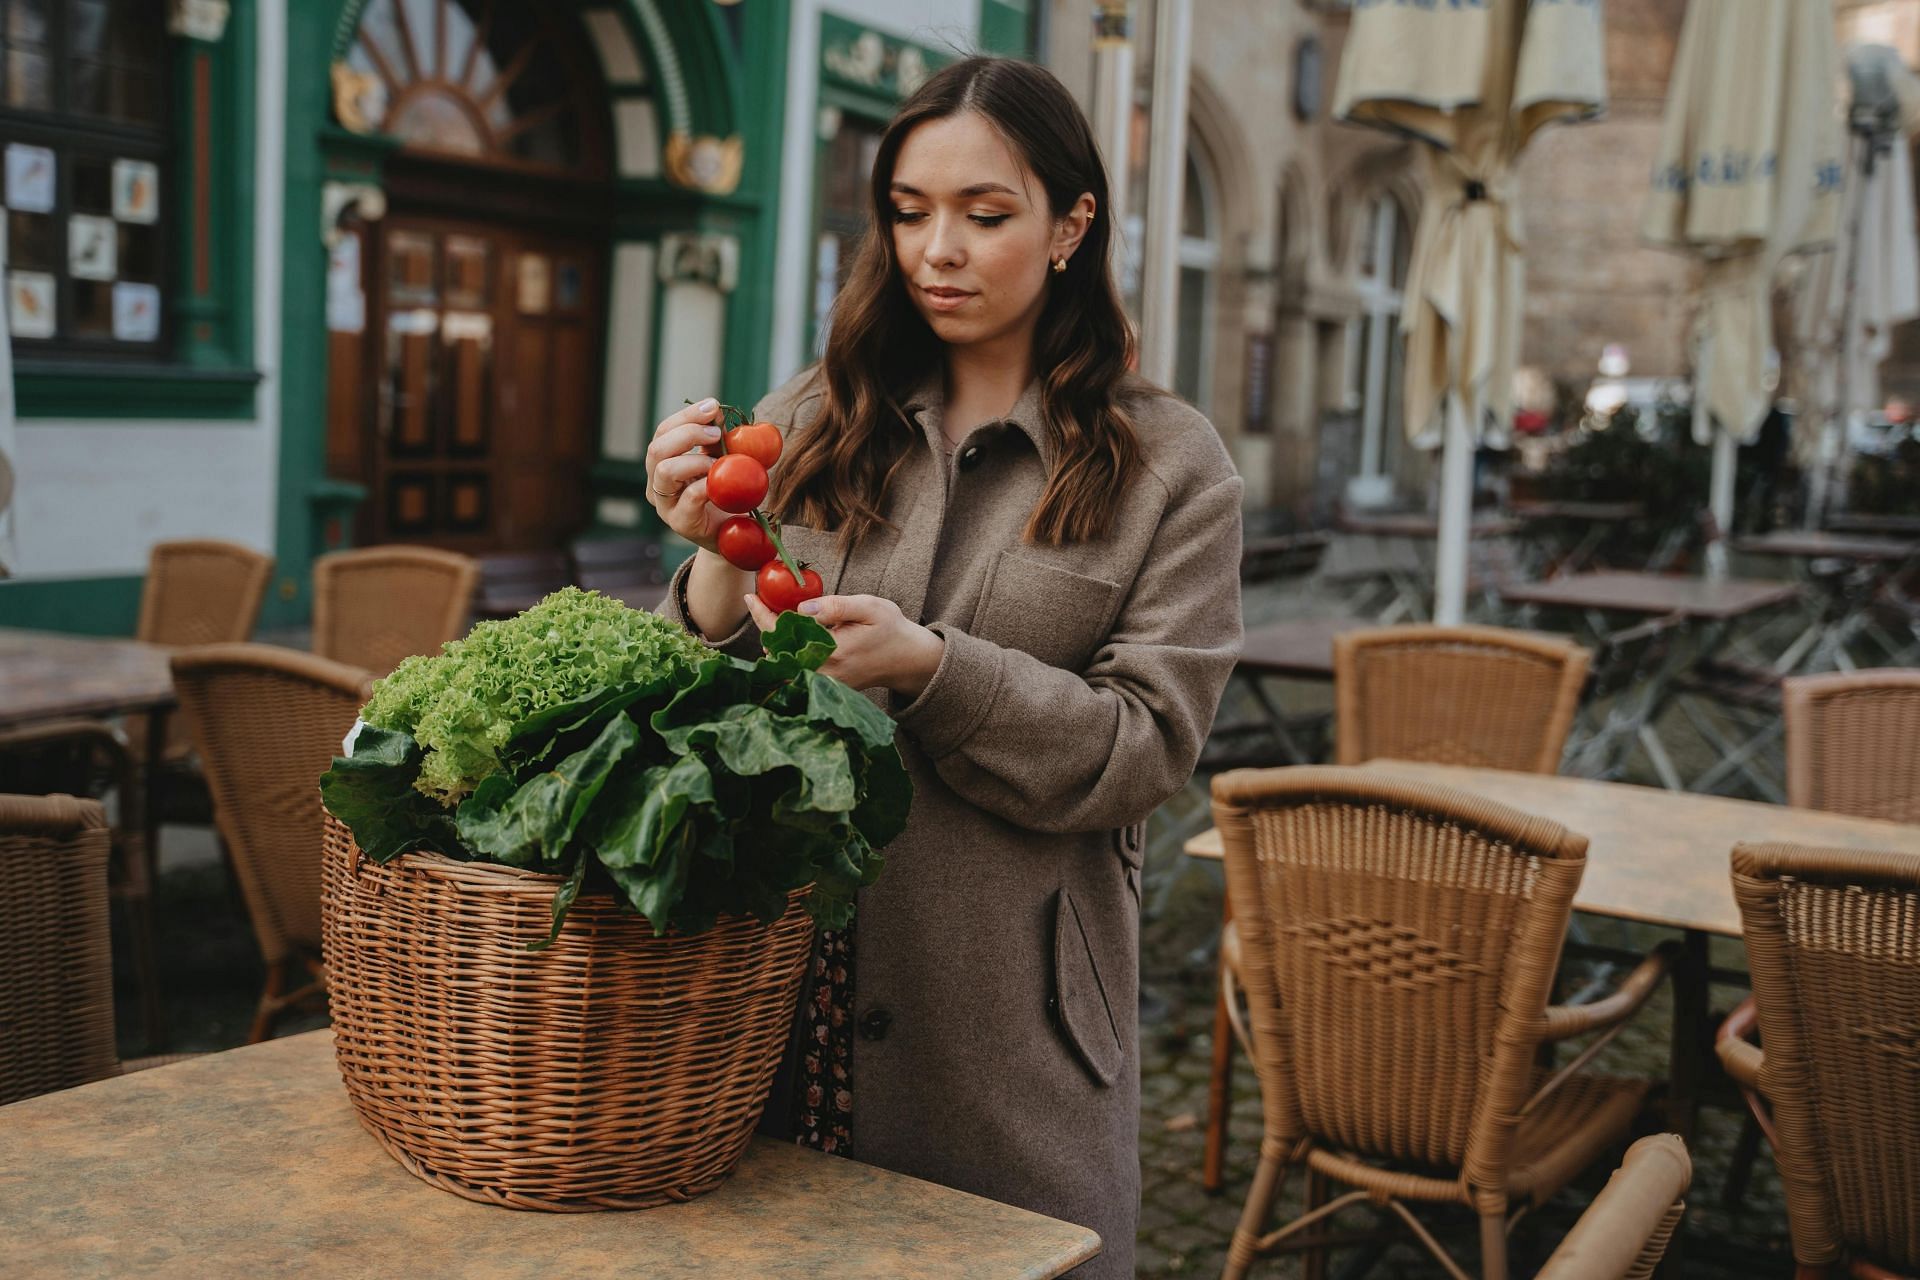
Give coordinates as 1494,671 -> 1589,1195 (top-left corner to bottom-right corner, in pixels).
1203,625 -> 1596,1192
1333,624 -> 1592,772
0,794 -> 118,1105
170,645 -> 372,1043
0,721 -> 163,1050
1212,767 -> 1673,1280
136,539 -> 275,648
1535,1134 -> 1692,1280
1783,670 -> 1920,823
310,545 -> 478,676
1719,842 -> 1920,1280
128,538 -> 274,769
0,793 -> 194,1104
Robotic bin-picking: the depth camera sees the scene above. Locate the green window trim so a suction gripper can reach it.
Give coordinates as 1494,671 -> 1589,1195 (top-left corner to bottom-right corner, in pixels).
979,0 -> 1034,57
12,4 -> 262,421
12,360 -> 261,420
0,575 -> 145,637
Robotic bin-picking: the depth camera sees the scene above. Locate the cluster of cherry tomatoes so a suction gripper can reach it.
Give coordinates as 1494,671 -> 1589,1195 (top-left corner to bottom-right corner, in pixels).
699,403 -> 824,614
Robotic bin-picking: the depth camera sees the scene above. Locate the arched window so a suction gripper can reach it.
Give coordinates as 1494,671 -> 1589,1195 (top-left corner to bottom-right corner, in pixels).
1175,147 -> 1220,411
342,0 -> 604,173
1347,194 -> 1410,501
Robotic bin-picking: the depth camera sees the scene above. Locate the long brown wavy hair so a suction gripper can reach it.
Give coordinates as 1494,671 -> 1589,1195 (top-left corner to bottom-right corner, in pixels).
769,56 -> 1148,548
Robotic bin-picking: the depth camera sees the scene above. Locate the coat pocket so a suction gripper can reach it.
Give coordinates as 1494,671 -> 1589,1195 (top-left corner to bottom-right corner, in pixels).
1051,886 -> 1124,1087
972,551 -> 1125,673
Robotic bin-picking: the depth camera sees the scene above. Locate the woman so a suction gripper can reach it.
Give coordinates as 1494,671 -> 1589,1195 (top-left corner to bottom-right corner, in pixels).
648,56 -> 1242,1277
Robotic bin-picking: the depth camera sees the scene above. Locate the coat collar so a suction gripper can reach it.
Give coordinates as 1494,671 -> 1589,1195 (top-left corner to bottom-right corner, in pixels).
902,369 -> 1055,471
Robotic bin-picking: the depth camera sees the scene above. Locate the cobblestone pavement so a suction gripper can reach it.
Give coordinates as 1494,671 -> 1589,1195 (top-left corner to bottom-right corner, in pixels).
1131,558 -> 1801,1278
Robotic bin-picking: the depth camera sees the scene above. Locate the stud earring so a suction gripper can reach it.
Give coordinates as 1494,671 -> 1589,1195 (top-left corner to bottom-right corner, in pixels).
1052,256 -> 1067,274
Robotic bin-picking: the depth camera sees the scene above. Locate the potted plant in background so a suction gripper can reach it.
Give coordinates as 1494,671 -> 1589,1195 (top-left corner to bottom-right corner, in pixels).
318,586 -> 908,1210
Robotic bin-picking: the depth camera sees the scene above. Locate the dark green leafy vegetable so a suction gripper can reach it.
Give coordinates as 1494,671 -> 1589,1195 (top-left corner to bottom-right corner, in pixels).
319,596 -> 908,947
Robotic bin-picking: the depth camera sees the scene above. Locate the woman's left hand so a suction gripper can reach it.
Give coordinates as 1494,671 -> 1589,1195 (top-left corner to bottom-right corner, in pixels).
743,592 -> 945,698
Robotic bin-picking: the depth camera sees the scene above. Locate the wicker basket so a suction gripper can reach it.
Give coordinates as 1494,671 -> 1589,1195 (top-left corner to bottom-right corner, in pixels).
319,814 -> 814,1211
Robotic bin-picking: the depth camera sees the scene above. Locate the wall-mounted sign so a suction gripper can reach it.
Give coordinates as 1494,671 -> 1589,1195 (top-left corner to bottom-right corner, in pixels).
8,270 -> 55,339
819,15 -> 946,102
659,232 -> 739,293
5,145 -> 54,214
167,0 -> 230,41
663,132 -> 743,195
113,281 -> 161,342
69,215 -> 117,281
113,159 -> 160,224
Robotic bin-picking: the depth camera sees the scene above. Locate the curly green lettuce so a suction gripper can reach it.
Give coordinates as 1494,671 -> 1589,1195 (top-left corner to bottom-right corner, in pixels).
360,586 -> 710,805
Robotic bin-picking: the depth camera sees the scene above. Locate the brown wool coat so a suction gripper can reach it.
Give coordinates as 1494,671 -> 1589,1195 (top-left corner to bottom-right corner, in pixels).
659,365 -> 1243,1278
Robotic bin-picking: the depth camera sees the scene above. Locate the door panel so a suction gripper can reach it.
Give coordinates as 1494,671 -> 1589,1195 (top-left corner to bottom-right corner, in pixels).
356,217 -> 604,552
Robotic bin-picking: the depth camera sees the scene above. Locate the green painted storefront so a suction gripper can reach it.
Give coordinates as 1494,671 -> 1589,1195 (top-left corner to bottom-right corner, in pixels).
6,0 -> 1033,636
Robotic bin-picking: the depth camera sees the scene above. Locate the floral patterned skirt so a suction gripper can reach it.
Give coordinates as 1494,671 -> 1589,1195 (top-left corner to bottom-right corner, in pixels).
789,921 -> 855,1155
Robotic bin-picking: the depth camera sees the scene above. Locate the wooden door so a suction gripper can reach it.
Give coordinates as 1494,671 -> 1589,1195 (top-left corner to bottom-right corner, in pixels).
333,215 -> 603,553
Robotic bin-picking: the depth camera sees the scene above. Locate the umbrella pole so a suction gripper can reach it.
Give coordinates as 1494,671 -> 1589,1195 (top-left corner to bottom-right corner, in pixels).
1434,396 -> 1473,626
1811,126 -> 1883,530
1696,332 -> 1734,581
1138,0 -> 1192,388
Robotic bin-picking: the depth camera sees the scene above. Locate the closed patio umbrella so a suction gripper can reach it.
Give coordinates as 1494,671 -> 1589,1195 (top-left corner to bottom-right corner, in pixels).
1333,0 -> 1607,625
1793,44 -> 1920,528
1640,0 -> 1843,574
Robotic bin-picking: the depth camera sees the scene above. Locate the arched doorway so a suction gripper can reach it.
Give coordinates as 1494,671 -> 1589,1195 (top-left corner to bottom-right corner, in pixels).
327,0 -> 611,553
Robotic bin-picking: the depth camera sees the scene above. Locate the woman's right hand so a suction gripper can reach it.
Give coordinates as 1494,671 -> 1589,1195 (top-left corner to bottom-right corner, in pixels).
645,397 -> 729,553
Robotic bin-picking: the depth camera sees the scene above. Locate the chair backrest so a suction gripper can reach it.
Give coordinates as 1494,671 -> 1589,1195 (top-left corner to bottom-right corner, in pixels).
1212,766 -> 1586,1184
1783,670 -> 1920,823
1731,842 -> 1920,1274
1536,1134 -> 1692,1280
0,794 -> 117,1104
137,539 -> 273,647
170,645 -> 372,965
310,546 -> 477,676
1334,625 -> 1592,774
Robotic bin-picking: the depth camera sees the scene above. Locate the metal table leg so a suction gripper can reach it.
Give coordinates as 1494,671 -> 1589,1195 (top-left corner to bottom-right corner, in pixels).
1667,929 -> 1710,1143
138,708 -> 171,1052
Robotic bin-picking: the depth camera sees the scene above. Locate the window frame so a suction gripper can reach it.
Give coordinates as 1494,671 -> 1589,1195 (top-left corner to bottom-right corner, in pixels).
2,0 -> 173,361
7,5 -> 261,421
1175,143 -> 1221,414
1353,195 -> 1407,484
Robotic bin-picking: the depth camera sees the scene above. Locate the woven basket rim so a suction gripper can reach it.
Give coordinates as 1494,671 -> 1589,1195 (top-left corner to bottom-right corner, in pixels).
325,813 -> 816,924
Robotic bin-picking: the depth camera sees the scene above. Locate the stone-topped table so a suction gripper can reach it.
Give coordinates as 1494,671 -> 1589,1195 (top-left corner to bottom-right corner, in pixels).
0,1030 -> 1101,1278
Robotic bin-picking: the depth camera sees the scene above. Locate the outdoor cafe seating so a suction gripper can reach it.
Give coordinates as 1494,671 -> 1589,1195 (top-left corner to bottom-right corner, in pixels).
6,510 -> 1920,1276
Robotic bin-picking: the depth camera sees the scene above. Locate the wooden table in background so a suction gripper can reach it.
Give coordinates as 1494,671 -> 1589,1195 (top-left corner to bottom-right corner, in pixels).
1183,760 -> 1920,1190
1496,572 -> 1803,789
0,628 -> 175,727
1336,511 -> 1523,540
1509,500 -> 1647,577
1201,617 -> 1363,799
1498,571 -> 1799,621
0,628 -> 177,1047
0,1031 -> 1101,1278
1729,530 -> 1920,673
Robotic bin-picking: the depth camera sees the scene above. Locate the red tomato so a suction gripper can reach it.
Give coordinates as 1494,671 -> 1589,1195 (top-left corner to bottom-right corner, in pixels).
707,454 -> 768,513
756,561 -> 824,613
716,515 -> 777,570
724,422 -> 783,469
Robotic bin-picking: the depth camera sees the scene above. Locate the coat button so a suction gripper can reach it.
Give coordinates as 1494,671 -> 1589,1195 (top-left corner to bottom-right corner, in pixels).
858,1007 -> 893,1041
959,445 -> 983,471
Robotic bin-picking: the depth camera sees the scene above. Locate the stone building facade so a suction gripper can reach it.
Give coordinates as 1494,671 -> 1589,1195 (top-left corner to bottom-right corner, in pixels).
1045,0 -> 1704,515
